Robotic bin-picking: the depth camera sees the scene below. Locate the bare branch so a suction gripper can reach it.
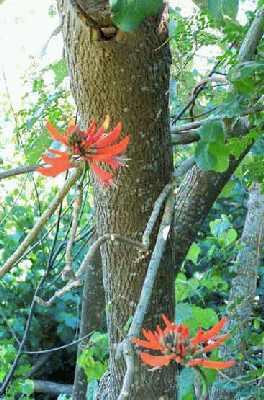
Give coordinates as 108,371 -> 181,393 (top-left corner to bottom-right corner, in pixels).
0,168 -> 82,278
34,380 -> 73,396
63,182 -> 83,280
171,120 -> 202,134
171,131 -> 200,145
0,165 -> 39,180
118,189 -> 177,400
142,182 -> 173,248
24,332 -> 94,355
171,103 -> 264,135
76,234 -> 145,279
174,157 -> 196,178
35,279 -> 82,307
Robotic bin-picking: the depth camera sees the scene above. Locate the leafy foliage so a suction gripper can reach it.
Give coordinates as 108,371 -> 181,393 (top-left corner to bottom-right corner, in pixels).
79,332 -> 109,382
110,0 -> 163,32
0,340 -> 33,400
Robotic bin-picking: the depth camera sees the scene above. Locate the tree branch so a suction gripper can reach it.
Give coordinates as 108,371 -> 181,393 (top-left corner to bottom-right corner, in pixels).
0,164 -> 39,180
171,131 -> 200,145
33,380 -> 73,395
0,168 -> 82,278
118,189 -> 177,400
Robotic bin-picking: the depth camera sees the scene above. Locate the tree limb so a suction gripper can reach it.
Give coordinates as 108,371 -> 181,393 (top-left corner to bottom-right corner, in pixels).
171,131 -> 200,145
118,189 -> 177,400
0,164 -> 39,180
33,380 -> 73,395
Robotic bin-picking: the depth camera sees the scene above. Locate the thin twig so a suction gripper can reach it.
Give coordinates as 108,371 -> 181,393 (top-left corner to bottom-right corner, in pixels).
63,182 -> 83,280
172,61 -> 224,124
35,279 -> 82,307
171,103 -> 264,135
0,167 -> 82,278
24,332 -> 94,355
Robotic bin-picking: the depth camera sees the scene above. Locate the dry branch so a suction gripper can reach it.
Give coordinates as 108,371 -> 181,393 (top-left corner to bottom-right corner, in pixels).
0,168 -> 82,278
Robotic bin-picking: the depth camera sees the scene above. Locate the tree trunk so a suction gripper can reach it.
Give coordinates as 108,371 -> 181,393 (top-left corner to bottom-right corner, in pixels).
73,238 -> 105,400
58,1 -> 175,399
210,183 -> 264,400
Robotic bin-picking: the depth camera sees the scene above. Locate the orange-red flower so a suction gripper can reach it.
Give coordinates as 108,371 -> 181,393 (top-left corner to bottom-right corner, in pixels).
37,119 -> 130,185
132,314 -> 235,370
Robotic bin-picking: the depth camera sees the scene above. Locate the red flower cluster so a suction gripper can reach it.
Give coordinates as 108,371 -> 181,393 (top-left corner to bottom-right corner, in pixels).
132,315 -> 235,370
37,119 -> 130,185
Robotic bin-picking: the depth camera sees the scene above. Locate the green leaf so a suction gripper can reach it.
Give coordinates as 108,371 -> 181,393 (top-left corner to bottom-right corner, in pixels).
210,215 -> 231,237
208,0 -> 239,22
219,228 -> 237,246
208,142 -> 230,172
50,59 -> 68,87
176,303 -> 193,324
195,121 -> 229,172
176,304 -> 218,335
198,120 -> 224,143
19,380 -> 34,395
110,0 -> 163,32
195,141 -> 217,171
222,0 -> 239,20
186,243 -> 201,264
25,130 -> 51,164
175,273 -> 199,302
195,141 -> 229,172
219,180 -> 235,198
208,0 -> 223,21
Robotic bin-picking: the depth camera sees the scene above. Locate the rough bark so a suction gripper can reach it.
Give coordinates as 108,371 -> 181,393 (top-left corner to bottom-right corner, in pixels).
58,1 -> 175,399
73,240 -> 105,400
210,183 -> 264,400
173,122 -> 250,268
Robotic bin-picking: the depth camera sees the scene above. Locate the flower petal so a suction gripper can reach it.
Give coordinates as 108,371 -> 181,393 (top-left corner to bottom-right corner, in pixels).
188,358 -> 235,369
191,318 -> 228,346
202,334 -> 230,353
132,337 -> 163,351
162,314 -> 174,330
139,352 -> 175,368
90,162 -> 113,185
93,135 -> 130,157
46,122 -> 68,145
95,122 -> 122,148
37,149 -> 72,177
